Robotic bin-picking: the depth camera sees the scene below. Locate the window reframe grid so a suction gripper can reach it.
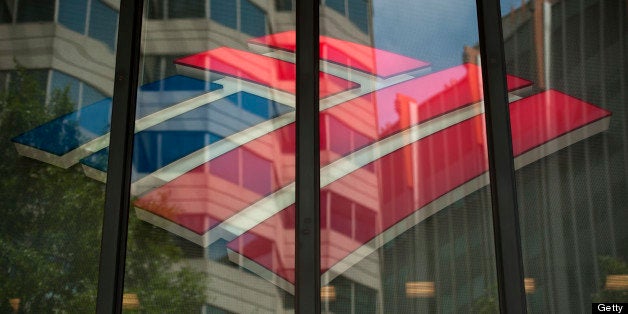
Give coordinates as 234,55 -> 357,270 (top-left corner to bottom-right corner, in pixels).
95,0 -> 144,313
475,0 -> 528,312
295,0 -> 322,313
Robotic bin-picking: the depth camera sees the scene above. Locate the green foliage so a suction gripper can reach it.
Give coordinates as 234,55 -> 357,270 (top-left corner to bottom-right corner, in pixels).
0,68 -> 207,313
124,214 -> 208,313
470,284 -> 499,314
592,256 -> 628,302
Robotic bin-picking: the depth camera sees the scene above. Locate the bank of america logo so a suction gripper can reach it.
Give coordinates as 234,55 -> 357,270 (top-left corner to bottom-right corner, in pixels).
12,31 -> 611,293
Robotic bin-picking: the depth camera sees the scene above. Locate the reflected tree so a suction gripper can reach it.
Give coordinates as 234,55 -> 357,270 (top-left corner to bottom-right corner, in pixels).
0,68 -> 206,313
592,256 -> 628,303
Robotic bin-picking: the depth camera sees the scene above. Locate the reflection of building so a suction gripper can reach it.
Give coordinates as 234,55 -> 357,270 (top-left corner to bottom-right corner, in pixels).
3,0 -> 626,313
499,1 -> 628,313
0,1 -> 375,313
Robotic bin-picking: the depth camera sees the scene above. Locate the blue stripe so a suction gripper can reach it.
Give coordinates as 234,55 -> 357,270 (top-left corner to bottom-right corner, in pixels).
81,92 -> 293,181
12,76 -> 221,156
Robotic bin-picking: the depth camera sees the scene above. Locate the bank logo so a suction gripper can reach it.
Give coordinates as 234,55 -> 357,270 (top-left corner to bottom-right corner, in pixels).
12,31 -> 611,293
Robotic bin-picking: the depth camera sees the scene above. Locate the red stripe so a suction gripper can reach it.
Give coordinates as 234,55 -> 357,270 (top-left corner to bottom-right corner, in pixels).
175,47 -> 358,97
510,90 -> 610,155
506,75 -> 533,91
226,89 -> 610,284
249,31 -> 430,78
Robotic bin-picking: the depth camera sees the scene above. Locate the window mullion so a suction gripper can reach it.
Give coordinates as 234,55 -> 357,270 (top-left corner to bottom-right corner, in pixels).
295,0 -> 321,313
95,0 -> 144,312
475,0 -> 527,312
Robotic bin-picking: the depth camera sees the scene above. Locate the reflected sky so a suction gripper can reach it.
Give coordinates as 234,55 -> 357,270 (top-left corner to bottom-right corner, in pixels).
371,0 -> 527,71
372,0 -> 479,71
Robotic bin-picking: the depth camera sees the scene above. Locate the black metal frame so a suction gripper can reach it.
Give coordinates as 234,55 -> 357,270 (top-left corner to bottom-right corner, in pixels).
295,0 -> 321,312
96,0 -> 527,312
476,0 -> 527,312
95,0 -> 144,313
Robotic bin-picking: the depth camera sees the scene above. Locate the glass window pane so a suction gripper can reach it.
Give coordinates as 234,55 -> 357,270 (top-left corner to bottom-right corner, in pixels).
240,0 -> 266,37
88,0 -> 118,51
16,0 -> 54,22
168,0 -> 205,19
275,0 -> 292,12
316,0 -> 507,311
147,0 -> 165,19
210,0 -> 236,29
347,0 -> 368,32
0,0 -> 13,23
326,0 -> 346,15
1,0 -> 118,312
50,70 -> 80,106
58,0 -> 87,33
501,0 -> 628,311
120,1 -> 297,312
81,83 -> 106,107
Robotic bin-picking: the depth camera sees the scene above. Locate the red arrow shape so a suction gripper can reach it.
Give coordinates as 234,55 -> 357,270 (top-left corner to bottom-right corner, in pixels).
225,89 -> 611,293
133,64 -> 530,246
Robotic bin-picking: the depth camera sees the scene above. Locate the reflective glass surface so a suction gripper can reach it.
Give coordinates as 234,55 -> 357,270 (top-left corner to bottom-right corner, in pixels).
315,2 -> 504,311
228,0 -> 530,312
0,1 -> 11,23
169,0 -> 205,19
120,1 -> 302,312
0,0 -> 118,312
16,0 -> 54,22
501,0 -> 628,311
88,0 -> 118,51
59,0 -> 88,33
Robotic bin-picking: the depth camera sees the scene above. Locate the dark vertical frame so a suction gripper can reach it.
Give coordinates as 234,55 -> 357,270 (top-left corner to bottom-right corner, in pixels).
295,0 -> 321,313
95,0 -> 144,312
475,0 -> 527,313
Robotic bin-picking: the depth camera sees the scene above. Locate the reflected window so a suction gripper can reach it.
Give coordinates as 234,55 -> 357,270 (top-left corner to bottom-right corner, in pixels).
50,71 -> 80,106
58,0 -> 87,33
88,0 -> 118,51
275,0 -> 292,12
169,0 -> 205,19
81,83 -> 106,107
211,0 -> 237,29
348,0 -> 369,33
209,148 -> 273,196
324,0 -> 369,33
241,0 -> 266,37
210,0 -> 267,36
17,0 -> 54,22
147,0 -> 165,19
326,0 -> 345,15
49,70 -> 106,110
0,0 -> 12,23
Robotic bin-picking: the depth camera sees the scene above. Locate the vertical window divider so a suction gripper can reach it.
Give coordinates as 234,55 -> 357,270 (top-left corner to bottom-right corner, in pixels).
95,0 -> 144,313
475,0 -> 527,313
295,0 -> 321,313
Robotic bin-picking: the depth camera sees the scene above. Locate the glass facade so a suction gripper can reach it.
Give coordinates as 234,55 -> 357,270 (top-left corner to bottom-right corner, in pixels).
0,0 -> 626,313
0,0 -> 117,311
501,0 -> 628,312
